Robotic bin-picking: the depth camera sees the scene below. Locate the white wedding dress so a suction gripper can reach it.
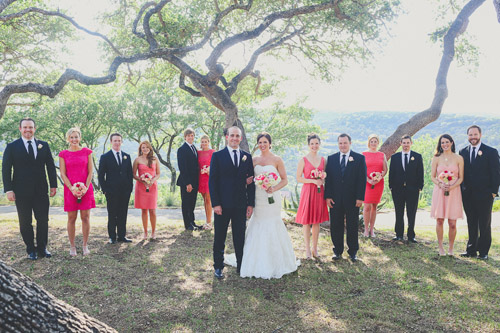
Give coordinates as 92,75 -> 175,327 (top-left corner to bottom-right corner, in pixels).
225,165 -> 300,279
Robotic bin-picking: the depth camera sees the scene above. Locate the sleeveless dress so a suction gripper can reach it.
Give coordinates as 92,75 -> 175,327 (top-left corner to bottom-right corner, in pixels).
198,149 -> 214,194
295,157 -> 329,225
431,164 -> 463,220
59,148 -> 96,212
363,151 -> 385,204
225,165 -> 300,279
134,163 -> 158,209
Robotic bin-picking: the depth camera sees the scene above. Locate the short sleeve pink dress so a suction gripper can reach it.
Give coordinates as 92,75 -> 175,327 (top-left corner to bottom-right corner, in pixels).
134,163 -> 158,209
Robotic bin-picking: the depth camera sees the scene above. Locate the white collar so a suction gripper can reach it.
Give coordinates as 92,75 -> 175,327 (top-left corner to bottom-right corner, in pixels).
111,148 -> 122,155
227,146 -> 240,153
471,142 -> 481,150
22,137 -> 36,144
402,150 -> 411,156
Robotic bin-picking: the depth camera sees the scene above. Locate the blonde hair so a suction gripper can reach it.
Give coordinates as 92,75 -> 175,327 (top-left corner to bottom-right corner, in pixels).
200,134 -> 210,142
367,134 -> 380,148
66,127 -> 82,143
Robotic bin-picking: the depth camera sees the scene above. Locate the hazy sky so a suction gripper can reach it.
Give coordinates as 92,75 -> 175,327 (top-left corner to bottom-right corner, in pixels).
60,0 -> 500,117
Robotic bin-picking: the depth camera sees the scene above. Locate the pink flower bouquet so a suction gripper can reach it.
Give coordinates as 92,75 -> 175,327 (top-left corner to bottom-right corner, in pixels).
369,171 -> 382,189
72,182 -> 87,203
200,165 -> 210,175
310,169 -> 327,193
140,173 -> 153,192
438,170 -> 456,196
254,172 -> 279,204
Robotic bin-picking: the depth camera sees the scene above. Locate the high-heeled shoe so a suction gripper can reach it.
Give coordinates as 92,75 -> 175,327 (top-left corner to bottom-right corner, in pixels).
69,247 -> 77,257
83,246 -> 90,256
438,249 -> 446,256
151,232 -> 156,240
143,233 -> 148,240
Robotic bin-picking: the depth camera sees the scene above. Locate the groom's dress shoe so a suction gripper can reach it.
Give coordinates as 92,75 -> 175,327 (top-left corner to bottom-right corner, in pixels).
332,254 -> 342,261
460,252 -> 474,258
408,238 -> 418,244
38,249 -> 52,258
27,252 -> 38,260
392,236 -> 403,241
214,268 -> 224,279
477,255 -> 488,260
117,237 -> 132,243
350,255 -> 358,263
109,238 -> 117,244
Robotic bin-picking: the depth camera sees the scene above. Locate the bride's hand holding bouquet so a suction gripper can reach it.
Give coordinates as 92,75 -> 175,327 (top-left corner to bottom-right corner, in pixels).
254,172 -> 279,204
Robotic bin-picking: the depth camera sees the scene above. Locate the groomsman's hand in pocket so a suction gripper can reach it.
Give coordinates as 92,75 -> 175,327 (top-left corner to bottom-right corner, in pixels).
214,205 -> 222,215
326,198 -> 334,208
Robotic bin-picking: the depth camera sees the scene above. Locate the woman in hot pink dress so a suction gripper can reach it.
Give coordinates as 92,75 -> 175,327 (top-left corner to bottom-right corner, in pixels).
295,133 -> 329,259
362,134 -> 387,237
197,135 -> 215,230
133,141 -> 160,240
59,128 -> 96,256
430,134 -> 464,256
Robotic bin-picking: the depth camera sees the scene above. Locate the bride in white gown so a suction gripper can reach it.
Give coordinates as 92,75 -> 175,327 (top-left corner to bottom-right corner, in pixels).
225,132 -> 299,279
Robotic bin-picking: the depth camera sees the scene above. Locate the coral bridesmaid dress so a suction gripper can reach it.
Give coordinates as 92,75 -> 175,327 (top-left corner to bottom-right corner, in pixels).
134,163 -> 158,209
198,149 -> 214,194
431,164 -> 463,220
363,151 -> 385,204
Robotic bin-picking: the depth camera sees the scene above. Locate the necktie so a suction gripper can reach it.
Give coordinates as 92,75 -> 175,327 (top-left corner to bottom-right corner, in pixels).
116,151 -> 122,166
233,149 -> 238,168
190,144 -> 197,156
404,153 -> 408,171
340,154 -> 346,176
471,146 -> 476,164
27,140 -> 35,160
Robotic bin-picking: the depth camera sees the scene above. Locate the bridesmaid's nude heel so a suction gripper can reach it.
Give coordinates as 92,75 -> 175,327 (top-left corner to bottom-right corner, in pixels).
83,246 -> 90,256
69,247 -> 77,256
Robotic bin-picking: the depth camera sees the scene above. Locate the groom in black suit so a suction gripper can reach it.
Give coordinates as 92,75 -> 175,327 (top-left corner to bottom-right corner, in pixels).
459,125 -> 500,260
325,133 -> 366,262
209,126 -> 255,279
388,135 -> 424,243
2,118 -> 57,260
98,133 -> 133,244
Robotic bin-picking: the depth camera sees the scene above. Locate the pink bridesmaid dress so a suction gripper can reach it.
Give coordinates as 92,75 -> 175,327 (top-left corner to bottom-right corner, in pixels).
431,164 -> 463,220
363,151 -> 385,204
134,163 -> 158,209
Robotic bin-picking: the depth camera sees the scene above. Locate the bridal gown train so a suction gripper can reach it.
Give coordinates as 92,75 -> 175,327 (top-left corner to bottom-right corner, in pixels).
225,165 -> 300,279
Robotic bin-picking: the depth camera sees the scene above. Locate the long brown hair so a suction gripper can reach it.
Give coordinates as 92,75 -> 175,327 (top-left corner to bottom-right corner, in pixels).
434,134 -> 455,157
138,141 -> 156,167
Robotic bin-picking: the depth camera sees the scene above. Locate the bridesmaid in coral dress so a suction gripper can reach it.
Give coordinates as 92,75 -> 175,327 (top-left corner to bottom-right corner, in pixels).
430,134 -> 464,256
362,134 -> 388,237
59,128 -> 96,256
197,135 -> 215,230
133,141 -> 160,240
295,133 -> 329,259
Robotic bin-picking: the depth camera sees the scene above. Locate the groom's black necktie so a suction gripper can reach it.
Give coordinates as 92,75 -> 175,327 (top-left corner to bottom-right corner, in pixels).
27,140 -> 35,160
471,146 -> 476,164
404,153 -> 409,171
233,149 -> 238,168
340,154 -> 346,177
116,152 -> 122,166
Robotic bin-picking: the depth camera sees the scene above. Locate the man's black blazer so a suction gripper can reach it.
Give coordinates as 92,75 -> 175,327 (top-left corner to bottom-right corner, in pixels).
97,150 -> 133,194
176,142 -> 199,189
324,151 -> 366,205
459,143 -> 500,197
388,151 -> 424,191
209,147 -> 255,209
2,138 -> 57,196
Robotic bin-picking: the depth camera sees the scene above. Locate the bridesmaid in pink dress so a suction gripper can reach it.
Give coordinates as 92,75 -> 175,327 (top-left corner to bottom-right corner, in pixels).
197,135 -> 215,230
430,134 -> 464,256
295,133 -> 329,259
133,141 -> 160,240
59,128 -> 96,256
362,134 -> 387,237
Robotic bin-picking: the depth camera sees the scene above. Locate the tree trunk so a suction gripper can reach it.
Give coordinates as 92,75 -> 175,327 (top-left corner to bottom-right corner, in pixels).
0,260 -> 116,332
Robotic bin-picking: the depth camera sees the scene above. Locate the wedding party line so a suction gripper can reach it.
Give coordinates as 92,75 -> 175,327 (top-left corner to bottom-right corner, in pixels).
2,118 -> 499,280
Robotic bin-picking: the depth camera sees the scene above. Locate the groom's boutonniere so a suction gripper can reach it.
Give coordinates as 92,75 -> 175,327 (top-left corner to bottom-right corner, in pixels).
411,156 -> 415,161
37,143 -> 43,149
348,156 -> 354,162
242,155 -> 247,162
123,155 -> 128,160
478,150 -> 483,156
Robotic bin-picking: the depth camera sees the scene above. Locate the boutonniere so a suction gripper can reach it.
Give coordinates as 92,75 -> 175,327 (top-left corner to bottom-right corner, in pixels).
242,155 -> 247,162
478,150 -> 483,156
123,155 -> 128,160
348,156 -> 354,162
411,156 -> 415,161
37,144 -> 43,149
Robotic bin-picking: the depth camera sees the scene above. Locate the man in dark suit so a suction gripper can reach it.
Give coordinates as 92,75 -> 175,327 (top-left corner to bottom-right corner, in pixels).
459,125 -> 500,260
388,135 -> 424,243
209,126 -> 255,279
325,133 -> 366,262
2,118 -> 57,260
98,133 -> 133,244
176,128 -> 202,230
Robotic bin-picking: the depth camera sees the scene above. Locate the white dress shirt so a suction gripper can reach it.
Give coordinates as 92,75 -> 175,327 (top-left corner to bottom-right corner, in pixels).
227,146 -> 241,167
470,143 -> 481,161
339,150 -> 351,166
402,150 -> 411,170
21,137 -> 37,159
111,148 -> 122,165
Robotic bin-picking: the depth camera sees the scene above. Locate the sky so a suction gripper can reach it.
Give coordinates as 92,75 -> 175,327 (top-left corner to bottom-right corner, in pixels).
59,0 -> 500,117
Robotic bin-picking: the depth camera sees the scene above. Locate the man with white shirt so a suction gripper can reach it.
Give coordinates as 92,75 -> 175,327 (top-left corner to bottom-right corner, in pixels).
459,125 -> 500,260
2,118 -> 57,260
98,133 -> 133,244
388,135 -> 424,243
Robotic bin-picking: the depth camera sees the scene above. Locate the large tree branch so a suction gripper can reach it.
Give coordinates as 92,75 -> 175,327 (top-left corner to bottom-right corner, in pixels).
179,73 -> 202,97
379,0 -> 486,157
0,0 -> 16,14
132,1 -> 155,40
494,0 -> 500,22
142,0 -> 171,50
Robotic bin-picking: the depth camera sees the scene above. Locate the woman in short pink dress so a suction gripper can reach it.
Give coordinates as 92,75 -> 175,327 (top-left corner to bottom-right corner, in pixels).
295,133 -> 329,259
362,134 -> 387,237
133,141 -> 160,240
430,134 -> 464,256
59,127 -> 96,256
198,135 -> 215,230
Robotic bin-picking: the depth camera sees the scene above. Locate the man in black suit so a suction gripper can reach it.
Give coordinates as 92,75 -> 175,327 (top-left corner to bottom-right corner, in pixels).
459,125 -> 500,260
388,135 -> 424,243
98,133 -> 133,244
325,133 -> 366,262
176,128 -> 202,230
2,118 -> 57,260
209,126 -> 255,278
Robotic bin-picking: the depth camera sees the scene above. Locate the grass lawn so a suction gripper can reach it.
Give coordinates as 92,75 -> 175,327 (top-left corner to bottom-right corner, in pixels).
0,211 -> 499,332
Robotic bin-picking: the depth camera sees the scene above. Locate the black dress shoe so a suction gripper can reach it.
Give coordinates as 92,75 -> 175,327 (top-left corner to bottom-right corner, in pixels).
392,236 -> 403,241
38,249 -> 52,258
332,254 -> 342,260
117,237 -> 132,243
477,255 -> 488,260
109,238 -> 117,244
214,268 -> 224,279
27,252 -> 38,260
350,255 -> 358,262
408,238 -> 418,243
459,252 -> 474,258
191,223 -> 203,231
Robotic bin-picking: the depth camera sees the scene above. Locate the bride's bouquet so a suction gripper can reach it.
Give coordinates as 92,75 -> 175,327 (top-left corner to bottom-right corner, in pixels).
310,169 -> 327,193
140,173 -> 153,192
438,170 -> 456,196
72,182 -> 87,203
254,172 -> 279,204
369,171 -> 382,189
